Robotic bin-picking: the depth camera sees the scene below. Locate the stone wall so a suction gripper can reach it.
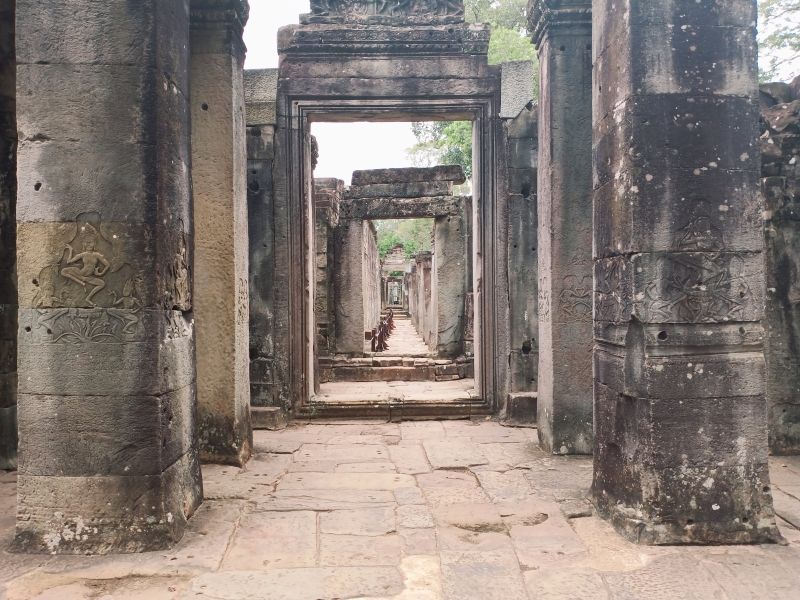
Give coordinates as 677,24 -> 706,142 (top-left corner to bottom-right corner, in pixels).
762,80 -> 800,454
0,1 -> 16,470
244,68 -> 279,407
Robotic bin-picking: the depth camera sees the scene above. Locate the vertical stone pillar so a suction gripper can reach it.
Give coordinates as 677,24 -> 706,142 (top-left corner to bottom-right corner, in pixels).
363,221 -> 381,333
761,88 -> 800,454
420,252 -> 434,348
434,204 -> 467,357
14,0 -> 201,553
529,0 -> 593,454
313,178 -> 342,358
592,0 -> 780,543
505,98 -> 539,398
245,69 -> 278,407
334,219 -> 367,354
191,0 -> 252,466
0,1 -> 16,470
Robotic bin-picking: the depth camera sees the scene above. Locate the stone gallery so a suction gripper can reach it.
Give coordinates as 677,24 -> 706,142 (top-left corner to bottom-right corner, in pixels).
1,0 -> 800,597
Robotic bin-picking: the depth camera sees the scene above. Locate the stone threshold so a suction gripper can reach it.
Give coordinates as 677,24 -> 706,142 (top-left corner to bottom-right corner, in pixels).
320,356 -> 474,383
296,398 -> 491,420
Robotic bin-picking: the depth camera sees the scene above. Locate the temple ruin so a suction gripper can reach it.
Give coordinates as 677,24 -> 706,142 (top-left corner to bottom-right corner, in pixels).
0,0 -> 800,592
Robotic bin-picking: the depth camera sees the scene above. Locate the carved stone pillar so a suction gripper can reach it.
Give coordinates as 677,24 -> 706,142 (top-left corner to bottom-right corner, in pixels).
190,0 -> 252,466
0,2 -> 16,470
529,0 -> 593,454
14,0 -> 201,553
592,0 -> 780,544
434,203 -> 467,357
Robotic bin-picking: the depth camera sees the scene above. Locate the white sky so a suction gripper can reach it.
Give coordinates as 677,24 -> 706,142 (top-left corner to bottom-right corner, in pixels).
243,0 -> 417,185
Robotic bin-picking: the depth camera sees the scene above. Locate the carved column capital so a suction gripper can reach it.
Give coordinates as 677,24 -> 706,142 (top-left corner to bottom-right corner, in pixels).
190,0 -> 249,56
528,0 -> 591,49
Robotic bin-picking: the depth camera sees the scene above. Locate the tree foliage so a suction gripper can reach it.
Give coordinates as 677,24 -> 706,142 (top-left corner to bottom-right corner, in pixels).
759,0 -> 800,81
407,0 -> 538,178
375,219 -> 434,259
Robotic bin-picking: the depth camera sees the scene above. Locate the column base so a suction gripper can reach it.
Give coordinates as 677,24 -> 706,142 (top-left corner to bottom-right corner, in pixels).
199,414 -> 253,467
11,450 -> 202,555
593,490 -> 783,546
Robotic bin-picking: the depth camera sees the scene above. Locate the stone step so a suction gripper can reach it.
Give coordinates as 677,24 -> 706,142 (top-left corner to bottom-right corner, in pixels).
320,361 -> 474,383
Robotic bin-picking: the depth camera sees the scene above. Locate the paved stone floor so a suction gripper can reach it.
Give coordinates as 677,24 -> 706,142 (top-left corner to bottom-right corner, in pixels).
364,316 -> 431,357
2,420 -> 800,599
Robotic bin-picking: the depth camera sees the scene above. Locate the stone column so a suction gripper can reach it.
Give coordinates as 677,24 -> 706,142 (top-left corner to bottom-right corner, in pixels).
190,0 -> 252,466
314,178 -> 342,358
592,0 -> 780,544
434,203 -> 467,357
420,252 -> 434,348
14,0 -> 201,553
761,88 -> 800,454
245,69 -> 278,408
334,219 -> 367,354
363,221 -> 381,332
0,2 -> 16,470
529,0 -> 593,454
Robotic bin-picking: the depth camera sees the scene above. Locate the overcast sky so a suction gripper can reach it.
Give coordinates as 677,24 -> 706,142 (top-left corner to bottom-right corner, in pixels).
243,0 -> 417,185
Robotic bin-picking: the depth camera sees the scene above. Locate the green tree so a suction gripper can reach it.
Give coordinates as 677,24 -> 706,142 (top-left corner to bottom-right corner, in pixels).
375,219 -> 434,259
759,0 -> 800,81
407,0 -> 538,178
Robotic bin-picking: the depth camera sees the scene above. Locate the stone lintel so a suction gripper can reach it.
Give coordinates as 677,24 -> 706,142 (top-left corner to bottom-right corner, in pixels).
351,166 -> 466,186
346,181 -> 454,200
302,0 -> 465,26
278,23 -> 490,57
341,195 -> 466,221
528,0 -> 591,49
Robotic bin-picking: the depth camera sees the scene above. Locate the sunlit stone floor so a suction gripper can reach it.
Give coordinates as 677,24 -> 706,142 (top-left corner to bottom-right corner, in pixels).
2,420 -> 800,599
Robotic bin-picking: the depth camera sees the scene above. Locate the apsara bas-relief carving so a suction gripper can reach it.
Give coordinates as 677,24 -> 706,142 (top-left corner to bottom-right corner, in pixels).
171,228 -> 192,311
558,275 -> 593,320
642,253 -> 753,324
309,0 -> 464,18
32,213 -> 145,342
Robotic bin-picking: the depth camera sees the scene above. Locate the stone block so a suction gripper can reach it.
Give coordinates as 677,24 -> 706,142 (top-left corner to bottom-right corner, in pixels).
13,450 -> 202,554
506,392 -> 538,424
251,406 -> 288,431
500,60 -> 535,119
351,166 -> 465,186
18,386 -> 194,477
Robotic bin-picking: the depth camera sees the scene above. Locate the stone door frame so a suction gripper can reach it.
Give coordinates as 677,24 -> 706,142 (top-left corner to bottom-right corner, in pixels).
280,97 -> 504,412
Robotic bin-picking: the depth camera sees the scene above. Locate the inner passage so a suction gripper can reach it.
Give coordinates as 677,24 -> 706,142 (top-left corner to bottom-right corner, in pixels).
310,123 -> 476,406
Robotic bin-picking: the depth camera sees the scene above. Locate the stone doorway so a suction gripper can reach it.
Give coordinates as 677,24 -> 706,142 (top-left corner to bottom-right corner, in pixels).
273,97 -> 504,417
310,159 -> 479,417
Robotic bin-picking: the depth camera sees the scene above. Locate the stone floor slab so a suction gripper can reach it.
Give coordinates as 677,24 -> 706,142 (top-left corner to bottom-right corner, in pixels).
320,507 -> 396,536
2,422 -> 800,600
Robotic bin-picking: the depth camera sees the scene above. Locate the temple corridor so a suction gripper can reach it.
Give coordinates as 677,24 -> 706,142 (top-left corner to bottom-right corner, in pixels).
2,420 -> 800,599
